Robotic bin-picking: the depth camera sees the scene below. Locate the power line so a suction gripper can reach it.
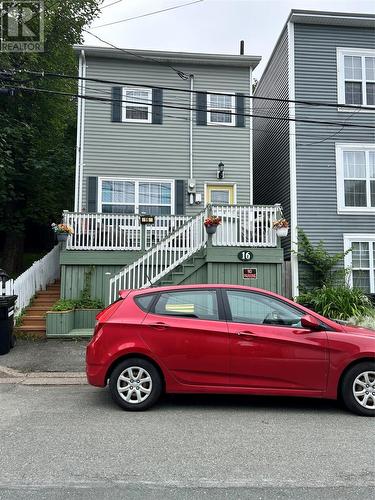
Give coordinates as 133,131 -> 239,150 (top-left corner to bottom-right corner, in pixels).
82,30 -> 189,80
15,68 -> 375,113
92,0 -> 204,29
101,0 -> 126,9
3,84 -> 375,130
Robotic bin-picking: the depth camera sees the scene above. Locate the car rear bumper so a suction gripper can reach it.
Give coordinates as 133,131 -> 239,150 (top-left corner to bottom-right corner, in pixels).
86,362 -> 107,387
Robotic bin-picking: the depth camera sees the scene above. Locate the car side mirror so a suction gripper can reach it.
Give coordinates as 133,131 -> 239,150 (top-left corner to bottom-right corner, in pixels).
301,314 -> 321,331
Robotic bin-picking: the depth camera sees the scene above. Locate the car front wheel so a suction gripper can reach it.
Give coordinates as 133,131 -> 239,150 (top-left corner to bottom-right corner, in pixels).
109,358 -> 162,411
341,362 -> 375,417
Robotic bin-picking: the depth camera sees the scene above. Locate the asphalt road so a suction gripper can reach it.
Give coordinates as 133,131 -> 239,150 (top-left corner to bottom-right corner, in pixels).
0,384 -> 374,500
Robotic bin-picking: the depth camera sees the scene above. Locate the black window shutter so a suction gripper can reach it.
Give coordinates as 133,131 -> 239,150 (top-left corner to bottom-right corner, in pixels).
111,87 -> 122,122
236,93 -> 245,127
196,92 -> 207,125
87,177 -> 98,212
152,88 -> 163,124
174,180 -> 185,215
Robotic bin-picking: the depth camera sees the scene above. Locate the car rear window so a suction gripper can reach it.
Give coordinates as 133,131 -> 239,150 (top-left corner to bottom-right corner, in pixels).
134,293 -> 157,312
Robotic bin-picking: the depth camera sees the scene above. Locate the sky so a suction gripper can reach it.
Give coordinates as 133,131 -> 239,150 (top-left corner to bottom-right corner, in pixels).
84,0 -> 375,79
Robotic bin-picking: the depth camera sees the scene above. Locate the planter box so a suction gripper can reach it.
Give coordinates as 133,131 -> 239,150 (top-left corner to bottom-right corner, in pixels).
46,310 -> 74,336
74,309 -> 101,329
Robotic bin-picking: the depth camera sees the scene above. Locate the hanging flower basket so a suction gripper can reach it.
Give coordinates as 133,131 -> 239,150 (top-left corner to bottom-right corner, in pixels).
52,223 -> 74,243
272,218 -> 289,238
57,233 -> 69,242
204,215 -> 222,235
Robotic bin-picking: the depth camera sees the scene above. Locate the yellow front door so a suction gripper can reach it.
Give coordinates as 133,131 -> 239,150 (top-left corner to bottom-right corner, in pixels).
206,184 -> 235,205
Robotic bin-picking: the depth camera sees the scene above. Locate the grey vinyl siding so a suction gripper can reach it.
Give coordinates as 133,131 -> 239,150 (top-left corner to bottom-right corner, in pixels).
253,27 -> 291,256
294,23 -> 375,256
81,58 -> 251,216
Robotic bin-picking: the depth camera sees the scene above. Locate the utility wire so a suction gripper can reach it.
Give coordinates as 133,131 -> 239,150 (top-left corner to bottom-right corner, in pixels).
82,30 -> 189,80
3,84 -> 375,129
14,68 -> 375,112
92,0 -> 204,29
101,0 -> 126,9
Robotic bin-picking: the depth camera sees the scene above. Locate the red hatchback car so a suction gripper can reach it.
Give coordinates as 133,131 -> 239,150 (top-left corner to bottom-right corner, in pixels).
86,285 -> 375,416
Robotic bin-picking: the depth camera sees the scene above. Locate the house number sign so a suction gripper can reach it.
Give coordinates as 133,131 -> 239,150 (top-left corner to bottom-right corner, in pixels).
237,250 -> 253,262
140,215 -> 155,224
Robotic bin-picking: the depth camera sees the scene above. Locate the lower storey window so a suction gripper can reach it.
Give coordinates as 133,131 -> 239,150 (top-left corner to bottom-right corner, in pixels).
100,178 -> 173,215
344,235 -> 375,293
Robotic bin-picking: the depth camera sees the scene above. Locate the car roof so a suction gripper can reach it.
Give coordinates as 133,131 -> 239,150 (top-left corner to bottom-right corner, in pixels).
124,284 -> 275,295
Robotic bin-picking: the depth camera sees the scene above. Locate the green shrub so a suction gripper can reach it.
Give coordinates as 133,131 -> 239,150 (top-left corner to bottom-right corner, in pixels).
347,315 -> 375,331
297,285 -> 374,320
52,299 -> 77,311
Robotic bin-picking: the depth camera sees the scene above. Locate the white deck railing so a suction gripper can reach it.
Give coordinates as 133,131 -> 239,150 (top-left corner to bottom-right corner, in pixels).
3,244 -> 60,316
212,205 -> 279,247
62,212 -> 190,251
109,210 -> 207,303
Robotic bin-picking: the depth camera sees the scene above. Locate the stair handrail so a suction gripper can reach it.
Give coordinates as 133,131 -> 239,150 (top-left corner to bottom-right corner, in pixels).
109,208 -> 208,303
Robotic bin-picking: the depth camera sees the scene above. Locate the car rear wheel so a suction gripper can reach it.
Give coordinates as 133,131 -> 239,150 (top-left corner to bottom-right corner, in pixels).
109,358 -> 162,411
341,362 -> 375,417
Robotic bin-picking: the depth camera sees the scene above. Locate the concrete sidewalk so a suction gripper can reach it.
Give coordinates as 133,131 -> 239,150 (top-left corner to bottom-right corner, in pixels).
0,339 -> 88,385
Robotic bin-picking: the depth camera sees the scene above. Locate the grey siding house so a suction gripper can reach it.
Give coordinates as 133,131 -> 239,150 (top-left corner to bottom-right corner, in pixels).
74,46 -> 260,217
253,10 -> 375,297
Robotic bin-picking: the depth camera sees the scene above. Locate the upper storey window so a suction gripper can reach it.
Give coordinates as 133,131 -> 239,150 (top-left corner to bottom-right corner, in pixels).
337,48 -> 375,107
207,93 -> 236,126
123,88 -> 152,123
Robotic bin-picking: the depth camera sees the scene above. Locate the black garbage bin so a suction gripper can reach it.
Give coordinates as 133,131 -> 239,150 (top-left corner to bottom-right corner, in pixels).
0,295 -> 17,355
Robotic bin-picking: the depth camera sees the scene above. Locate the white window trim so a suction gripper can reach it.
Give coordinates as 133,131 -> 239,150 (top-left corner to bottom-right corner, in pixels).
98,177 -> 175,214
336,47 -> 375,112
207,92 -> 236,126
122,87 -> 152,123
343,233 -> 375,293
335,143 -> 375,214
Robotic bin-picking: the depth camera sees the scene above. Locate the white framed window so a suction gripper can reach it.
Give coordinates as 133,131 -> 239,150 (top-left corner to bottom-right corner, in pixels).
122,87 -> 152,123
98,178 -> 174,215
336,143 -> 375,214
207,93 -> 235,126
337,48 -> 375,108
344,234 -> 375,293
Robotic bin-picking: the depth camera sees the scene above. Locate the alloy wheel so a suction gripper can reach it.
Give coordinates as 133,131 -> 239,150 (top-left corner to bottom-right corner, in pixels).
352,371 -> 375,409
117,366 -> 153,404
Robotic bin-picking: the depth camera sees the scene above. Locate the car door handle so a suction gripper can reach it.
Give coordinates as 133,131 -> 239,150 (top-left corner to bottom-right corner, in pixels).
236,330 -> 258,337
146,322 -> 170,330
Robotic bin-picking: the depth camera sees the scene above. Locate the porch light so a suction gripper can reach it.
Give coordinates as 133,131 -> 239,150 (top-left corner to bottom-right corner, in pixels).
217,162 -> 225,179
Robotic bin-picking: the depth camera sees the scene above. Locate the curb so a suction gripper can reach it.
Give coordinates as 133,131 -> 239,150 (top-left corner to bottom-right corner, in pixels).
0,365 -> 87,386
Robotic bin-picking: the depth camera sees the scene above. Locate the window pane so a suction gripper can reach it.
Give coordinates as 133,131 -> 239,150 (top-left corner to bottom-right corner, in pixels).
366,82 -> 375,105
154,290 -> 219,320
344,56 -> 362,80
210,111 -> 232,123
352,242 -> 370,268
370,152 -> 375,178
210,94 -> 233,109
365,57 -> 375,80
134,294 -> 156,312
126,106 -> 149,120
210,190 -> 230,204
102,181 -> 135,204
353,270 -> 371,293
125,90 -> 150,103
102,204 -> 134,213
226,290 -> 304,327
371,181 -> 375,207
139,205 -> 171,215
345,81 -> 362,104
343,151 -> 366,178
344,180 -> 367,206
139,183 -> 171,204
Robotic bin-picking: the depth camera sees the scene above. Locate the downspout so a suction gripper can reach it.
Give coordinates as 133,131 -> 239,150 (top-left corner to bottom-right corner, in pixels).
249,65 -> 253,205
189,74 -> 194,180
74,51 -> 83,212
78,49 -> 86,212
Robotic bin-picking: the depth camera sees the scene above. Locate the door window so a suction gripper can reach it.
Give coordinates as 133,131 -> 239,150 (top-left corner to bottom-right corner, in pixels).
226,290 -> 304,327
154,290 -> 219,320
206,184 -> 235,205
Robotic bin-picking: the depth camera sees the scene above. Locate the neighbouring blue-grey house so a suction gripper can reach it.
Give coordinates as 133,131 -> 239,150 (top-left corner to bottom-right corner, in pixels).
253,10 -> 375,297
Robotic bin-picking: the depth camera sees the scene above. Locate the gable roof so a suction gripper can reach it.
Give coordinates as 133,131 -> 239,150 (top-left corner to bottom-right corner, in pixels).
289,9 -> 375,28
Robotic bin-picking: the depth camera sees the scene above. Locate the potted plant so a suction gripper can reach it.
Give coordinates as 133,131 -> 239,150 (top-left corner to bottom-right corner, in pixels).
52,222 -> 74,242
204,215 -> 222,235
272,218 -> 289,237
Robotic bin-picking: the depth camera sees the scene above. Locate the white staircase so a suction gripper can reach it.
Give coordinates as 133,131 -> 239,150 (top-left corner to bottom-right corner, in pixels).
109,209 -> 208,303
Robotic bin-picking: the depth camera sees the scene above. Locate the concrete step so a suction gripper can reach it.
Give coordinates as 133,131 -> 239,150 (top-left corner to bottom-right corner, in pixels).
15,325 -> 46,333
